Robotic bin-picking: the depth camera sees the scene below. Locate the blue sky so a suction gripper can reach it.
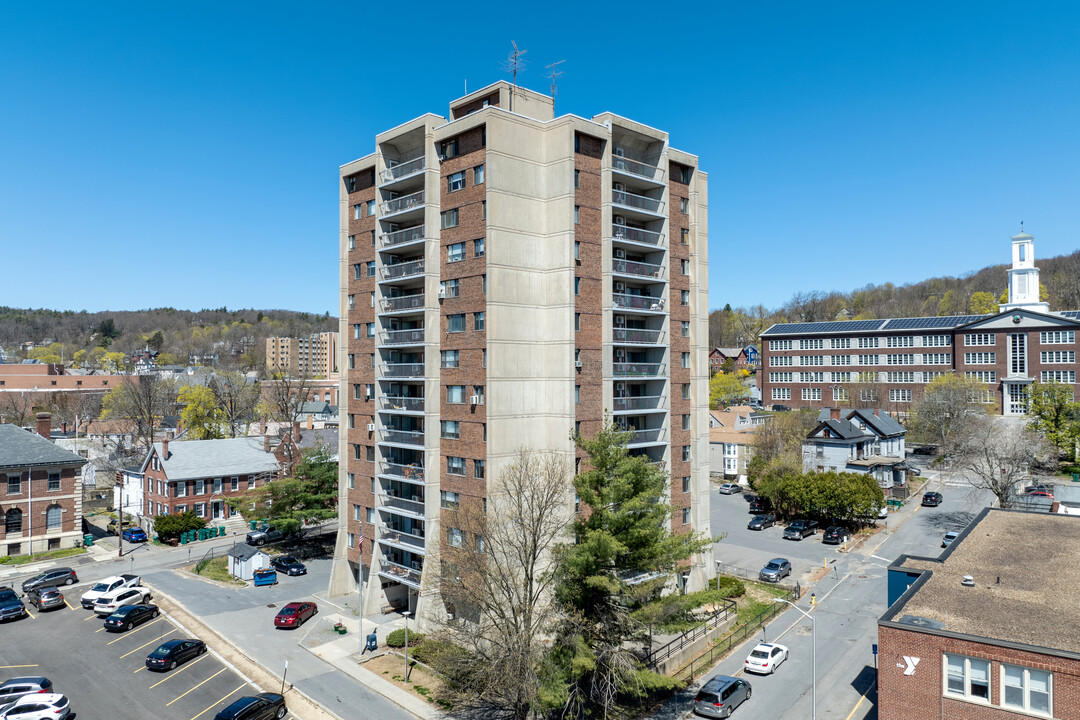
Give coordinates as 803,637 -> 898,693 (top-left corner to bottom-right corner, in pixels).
2,2 -> 1078,316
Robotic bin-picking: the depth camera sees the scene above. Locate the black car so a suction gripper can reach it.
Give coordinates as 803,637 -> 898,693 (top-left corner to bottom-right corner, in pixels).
270,555 -> 307,576
146,638 -> 207,671
214,692 -> 287,720
748,497 -> 769,514
25,586 -> 65,611
104,603 -> 159,631
822,526 -> 848,544
21,568 -> 78,593
921,492 -> 943,507
783,519 -> 818,540
0,587 -> 27,622
747,514 -> 775,531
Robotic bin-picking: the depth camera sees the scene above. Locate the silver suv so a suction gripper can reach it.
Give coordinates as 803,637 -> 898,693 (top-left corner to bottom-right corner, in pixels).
693,675 -> 751,718
0,677 -> 54,704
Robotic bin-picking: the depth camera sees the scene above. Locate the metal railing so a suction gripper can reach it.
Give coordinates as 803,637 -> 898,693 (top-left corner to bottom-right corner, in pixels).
613,189 -> 663,213
613,258 -> 665,279
378,559 -> 422,588
613,293 -> 665,311
379,463 -> 424,483
377,523 -> 427,551
379,156 -> 424,184
380,396 -> 425,412
382,294 -> 424,312
613,153 -> 664,182
644,598 -> 737,668
622,427 -> 666,444
380,329 -> 425,346
380,225 -> 424,248
379,363 -> 425,378
613,395 -> 665,411
376,491 -> 426,515
380,428 -> 425,446
381,190 -> 424,216
381,259 -> 424,280
614,362 -> 666,377
612,225 -> 664,245
613,327 -> 664,344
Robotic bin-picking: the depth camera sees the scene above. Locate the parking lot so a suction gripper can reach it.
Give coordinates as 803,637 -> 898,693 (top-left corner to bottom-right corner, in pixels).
0,586 -> 266,720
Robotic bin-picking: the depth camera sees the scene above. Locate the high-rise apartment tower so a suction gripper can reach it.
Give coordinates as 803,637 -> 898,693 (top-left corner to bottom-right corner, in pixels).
330,82 -> 711,625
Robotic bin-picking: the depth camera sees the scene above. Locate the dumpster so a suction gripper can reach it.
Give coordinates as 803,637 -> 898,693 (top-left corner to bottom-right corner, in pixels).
252,568 -> 277,587
83,534 -> 94,547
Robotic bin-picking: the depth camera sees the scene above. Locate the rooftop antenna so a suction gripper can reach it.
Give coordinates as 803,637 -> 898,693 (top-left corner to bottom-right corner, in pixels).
503,41 -> 527,112
1020,220 -> 1025,232
547,60 -> 566,113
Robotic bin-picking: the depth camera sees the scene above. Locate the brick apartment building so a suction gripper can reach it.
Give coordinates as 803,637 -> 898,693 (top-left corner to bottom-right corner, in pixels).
0,413 -> 87,556
265,332 -> 339,378
330,81 -> 712,623
0,362 -> 128,393
880,508 -> 1080,719
760,231 -> 1080,415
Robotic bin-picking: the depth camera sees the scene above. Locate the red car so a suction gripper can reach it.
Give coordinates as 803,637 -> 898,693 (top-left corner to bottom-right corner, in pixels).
274,601 -> 317,629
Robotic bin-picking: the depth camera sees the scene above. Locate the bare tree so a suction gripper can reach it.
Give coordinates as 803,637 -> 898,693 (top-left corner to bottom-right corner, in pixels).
954,416 -> 1054,508
908,374 -> 987,453
208,371 -> 261,438
261,373 -> 315,467
427,449 -> 571,720
0,391 -> 41,427
100,375 -> 176,451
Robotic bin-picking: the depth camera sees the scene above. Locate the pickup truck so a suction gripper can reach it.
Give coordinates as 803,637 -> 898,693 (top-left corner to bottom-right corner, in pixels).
81,575 -> 142,610
94,586 -> 152,616
783,519 -> 819,540
0,587 -> 27,622
246,526 -> 286,547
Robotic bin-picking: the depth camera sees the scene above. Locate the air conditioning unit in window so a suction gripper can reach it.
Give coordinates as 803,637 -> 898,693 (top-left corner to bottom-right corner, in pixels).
437,288 -> 446,299
469,395 -> 480,405
614,282 -> 625,293
575,361 -> 583,368
365,387 -> 372,398
614,248 -> 625,259
367,423 -> 375,432
614,315 -> 625,327
616,349 -> 626,360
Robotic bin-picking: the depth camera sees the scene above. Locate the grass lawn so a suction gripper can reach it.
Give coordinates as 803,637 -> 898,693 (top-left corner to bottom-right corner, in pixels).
0,547 -> 86,566
360,651 -> 452,710
735,581 -> 791,624
192,556 -> 245,586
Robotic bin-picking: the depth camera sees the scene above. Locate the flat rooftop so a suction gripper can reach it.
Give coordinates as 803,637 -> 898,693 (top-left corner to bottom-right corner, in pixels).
891,508 -> 1080,653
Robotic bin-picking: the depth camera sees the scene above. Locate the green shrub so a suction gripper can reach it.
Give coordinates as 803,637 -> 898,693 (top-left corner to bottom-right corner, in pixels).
386,628 -> 425,647
708,576 -> 746,598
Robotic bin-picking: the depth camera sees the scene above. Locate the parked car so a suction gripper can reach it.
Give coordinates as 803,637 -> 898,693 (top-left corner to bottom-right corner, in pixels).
921,492 -> 943,507
246,527 -> 286,547
942,531 -> 960,548
0,678 -> 53,704
25,587 -> 65,612
270,556 -> 307,576
121,527 -> 148,543
783,519 -> 818,540
0,693 -> 70,719
877,506 -> 889,519
744,642 -> 788,675
21,568 -> 77,593
94,587 -> 152,616
718,483 -> 742,495
146,638 -> 207,671
747,514 -> 775,531
106,519 -> 133,535
80,574 -> 141,609
1025,484 -> 1054,495
1026,490 -> 1054,499
692,675 -> 751,718
0,588 -> 27,622
213,693 -> 287,720
758,558 -> 791,583
748,497 -> 769,514
274,601 -> 317,629
104,603 -> 159,631
822,526 -> 848,545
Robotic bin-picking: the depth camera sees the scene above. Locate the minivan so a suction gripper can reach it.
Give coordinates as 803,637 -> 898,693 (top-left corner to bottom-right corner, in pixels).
693,675 -> 751,718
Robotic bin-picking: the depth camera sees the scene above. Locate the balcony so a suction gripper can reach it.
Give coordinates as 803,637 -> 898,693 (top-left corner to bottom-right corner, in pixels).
381,225 -> 425,249
613,258 -> 664,279
614,362 -> 666,378
612,225 -> 665,246
613,293 -> 666,312
612,152 -> 664,183
379,329 -> 425,346
379,428 -> 425,446
620,427 -> 667,445
379,156 -> 425,186
613,189 -> 663,215
382,294 -> 425,313
381,259 -> 424,281
379,363 -> 425,379
377,523 -> 427,553
613,327 -> 664,345
378,559 -> 422,588
379,462 -> 424,484
381,190 -> 424,217
376,490 -> 425,517
380,396 -> 425,413
613,395 -> 665,412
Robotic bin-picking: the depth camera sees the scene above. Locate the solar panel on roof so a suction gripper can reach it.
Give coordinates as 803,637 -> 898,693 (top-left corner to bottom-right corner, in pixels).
1061,310 -> 1080,319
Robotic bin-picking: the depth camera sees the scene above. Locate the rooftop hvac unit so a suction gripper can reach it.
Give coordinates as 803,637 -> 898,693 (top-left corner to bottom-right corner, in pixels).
469,395 -> 480,405
614,248 -> 625,259
367,423 -> 376,432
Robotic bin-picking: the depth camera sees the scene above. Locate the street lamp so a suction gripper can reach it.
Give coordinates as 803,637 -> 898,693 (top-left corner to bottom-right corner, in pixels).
402,610 -> 412,682
775,598 -> 816,720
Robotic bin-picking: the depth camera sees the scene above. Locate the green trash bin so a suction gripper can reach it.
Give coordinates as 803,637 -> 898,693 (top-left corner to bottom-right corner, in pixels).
250,520 -> 257,531
219,526 -> 226,537
83,534 -> 94,547
1073,473 -> 1079,482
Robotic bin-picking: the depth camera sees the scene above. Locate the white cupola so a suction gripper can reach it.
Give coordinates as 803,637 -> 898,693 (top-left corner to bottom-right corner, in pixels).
999,227 -> 1049,313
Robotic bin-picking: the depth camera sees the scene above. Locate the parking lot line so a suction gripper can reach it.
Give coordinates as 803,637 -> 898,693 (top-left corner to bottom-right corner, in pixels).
0,665 -> 38,670
84,613 -> 98,621
23,607 -> 34,620
189,683 -> 246,720
148,654 -> 209,689
64,599 -> 75,611
165,668 -> 227,706
119,628 -> 174,659
106,617 -> 163,645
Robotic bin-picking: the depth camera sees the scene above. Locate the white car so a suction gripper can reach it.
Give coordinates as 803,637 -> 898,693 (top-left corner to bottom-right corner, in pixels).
744,642 -> 789,675
0,693 -> 70,719
94,586 -> 151,616
80,574 -> 141,609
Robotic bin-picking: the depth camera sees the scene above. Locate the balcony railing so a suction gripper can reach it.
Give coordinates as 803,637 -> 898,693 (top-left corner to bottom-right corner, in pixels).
613,189 -> 663,213
613,293 -> 665,311
382,259 -> 424,280
620,427 -> 666,444
378,559 -> 422,588
381,190 -> 424,216
380,428 -> 425,446
381,225 -> 424,248
613,259 -> 665,279
379,156 -> 425,184
377,523 -> 427,552
614,362 -> 666,377
379,363 -> 425,378
612,153 -> 664,182
379,462 -> 424,484
383,294 -> 425,312
381,396 -> 425,412
376,491 -> 425,516
612,225 -> 664,246
613,328 -> 664,344
613,395 -> 665,411
380,329 -> 425,346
